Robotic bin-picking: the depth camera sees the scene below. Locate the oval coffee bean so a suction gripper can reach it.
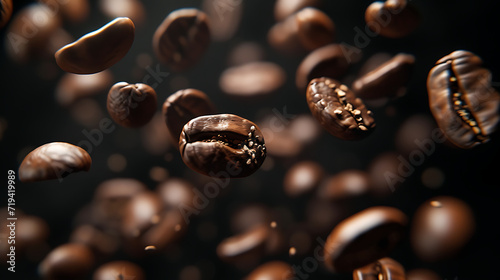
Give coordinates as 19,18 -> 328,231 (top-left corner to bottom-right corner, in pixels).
306,77 -> 376,140
156,178 -> 196,210
283,160 -> 324,197
93,260 -> 145,280
365,0 -> 420,38
55,17 -> 135,74
162,88 -> 216,145
324,206 -> 407,273
38,243 -> 94,280
245,261 -> 295,280
427,50 -> 500,148
107,82 -> 157,128
353,257 -> 406,280
0,0 -> 13,28
19,142 -> 92,182
216,224 -> 269,266
153,8 -> 211,72
317,170 -> 371,200
179,114 -> 266,178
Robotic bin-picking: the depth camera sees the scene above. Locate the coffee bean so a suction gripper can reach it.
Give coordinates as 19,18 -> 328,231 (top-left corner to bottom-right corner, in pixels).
274,0 -> 322,21
353,257 -> 405,280
202,0 -> 242,41
427,50 -> 500,148
317,170 -> 371,200
55,17 -> 135,74
284,160 -> 324,197
245,261 -> 295,280
365,0 -> 420,38
179,114 -> 266,178
38,243 -> 94,280
99,0 -> 145,26
107,82 -> 157,128
19,142 -> 91,182
306,77 -> 376,140
93,260 -> 145,280
0,0 -> 13,28
162,88 -> 216,145
352,53 -> 415,99
411,196 -> 475,262
324,206 -> 407,273
406,269 -> 442,280
153,8 -> 211,72
56,70 -> 114,107
156,177 -> 196,210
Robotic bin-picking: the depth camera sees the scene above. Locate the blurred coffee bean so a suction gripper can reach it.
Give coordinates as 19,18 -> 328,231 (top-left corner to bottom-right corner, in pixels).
411,196 -> 475,262
99,0 -> 145,26
287,114 -> 322,145
284,161 -> 324,197
365,0 -> 420,38
107,82 -> 157,128
202,0 -> 242,41
226,41 -> 265,66
121,191 -> 164,239
324,206 -> 407,273
140,209 -> 187,253
55,17 -> 135,74
406,268 -> 442,280
19,142 -> 92,182
38,243 -> 94,280
353,257 -> 405,280
0,0 -> 12,28
219,62 -> 286,99
39,0 -> 89,23
317,170 -> 370,200
153,8 -> 211,72
162,88 -> 216,145
93,260 -> 145,280
395,114 -> 437,156
274,0 -> 322,21
230,204 -> 272,233
56,70 -> 114,107
141,112 -> 172,155
156,177 -> 196,210
367,152 -> 402,196
357,52 -> 392,77
245,261 -> 295,280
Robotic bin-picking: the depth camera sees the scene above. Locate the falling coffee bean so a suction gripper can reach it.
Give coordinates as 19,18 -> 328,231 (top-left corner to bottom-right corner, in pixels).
107,82 -> 157,128
0,0 -> 13,28
38,243 -> 94,280
365,0 -> 420,38
93,260 -> 145,280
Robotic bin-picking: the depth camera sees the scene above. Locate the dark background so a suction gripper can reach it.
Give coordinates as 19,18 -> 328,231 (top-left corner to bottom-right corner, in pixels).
1,0 -> 500,279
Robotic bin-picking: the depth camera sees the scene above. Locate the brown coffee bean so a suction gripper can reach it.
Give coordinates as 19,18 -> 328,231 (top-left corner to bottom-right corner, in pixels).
107,82 -> 157,128
274,0 -> 321,21
411,196 -> 475,262
365,0 -> 420,38
55,17 -> 135,74
284,160 -> 324,197
306,77 -> 376,140
153,8 -> 211,72
245,261 -> 295,280
352,53 -> 415,99
317,170 -> 371,200
202,0 -> 242,41
324,206 -> 407,273
353,257 -> 405,280
179,114 -> 266,178
156,177 -> 196,210
99,0 -> 145,26
219,62 -> 286,99
121,191 -> 164,240
427,50 -> 500,149
0,0 -> 13,28
56,70 -> 114,107
406,269 -> 442,280
93,260 -> 145,280
162,88 -> 216,145
38,243 -> 94,280
19,142 -> 91,182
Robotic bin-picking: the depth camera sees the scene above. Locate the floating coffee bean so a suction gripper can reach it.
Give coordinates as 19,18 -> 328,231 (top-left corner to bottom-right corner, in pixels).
0,0 -> 13,28
179,114 -> 266,178
284,160 -> 324,197
411,196 -> 475,262
365,0 -> 420,38
274,0 -> 321,21
317,170 -> 371,200
306,77 -> 376,140
38,243 -> 94,280
93,260 -> 145,280
202,0 -> 242,41
107,82 -> 157,128
245,261 -> 295,280
99,0 -> 145,26
427,50 -> 500,149
153,8 -> 211,72
19,142 -> 92,182
162,88 -> 216,145
55,17 -> 135,74
352,53 -> 415,100
324,206 -> 407,273
353,257 -> 405,280
56,70 -> 113,107
406,269 -> 442,280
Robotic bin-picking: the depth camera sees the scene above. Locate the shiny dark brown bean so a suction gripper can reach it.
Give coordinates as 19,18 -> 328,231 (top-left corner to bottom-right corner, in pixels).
38,243 -> 94,280
411,196 -> 475,262
55,17 -> 135,74
153,8 -> 210,72
99,0 -> 145,26
202,0 -> 242,41
306,77 -> 376,140
93,261 -> 145,280
19,142 -> 91,182
365,0 -> 420,38
317,170 -> 371,200
179,114 -> 266,178
427,50 -> 500,149
353,257 -> 405,280
0,0 -> 13,28
406,269 -> 442,280
56,70 -> 114,107
274,0 -> 321,21
107,82 -> 157,128
324,206 -> 407,273
245,261 -> 295,280
352,53 -> 415,99
284,161 -> 324,197
162,88 -> 216,145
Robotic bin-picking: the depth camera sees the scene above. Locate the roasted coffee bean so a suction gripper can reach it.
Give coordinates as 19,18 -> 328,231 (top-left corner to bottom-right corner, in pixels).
38,243 -> 94,280
179,114 -> 266,178
353,257 -> 405,280
306,77 -> 376,140
352,53 -> 415,99
245,261 -> 295,280
427,50 -> 500,149
317,170 -> 371,200
296,44 -> 357,90
93,260 -> 145,280
55,17 -> 135,74
0,0 -> 13,28
99,0 -> 145,26
39,0 -> 90,23
406,269 -> 442,280
324,206 -> 407,273
219,62 -> 286,99
107,82 -> 157,128
274,0 -> 321,21
365,0 -> 420,38
268,7 -> 335,55
19,142 -> 91,182
56,70 -> 113,107
162,88 -> 216,145
202,0 -> 242,41
284,160 -> 324,197
153,8 -> 210,72
411,196 -> 475,262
